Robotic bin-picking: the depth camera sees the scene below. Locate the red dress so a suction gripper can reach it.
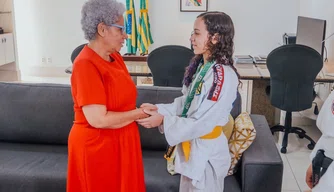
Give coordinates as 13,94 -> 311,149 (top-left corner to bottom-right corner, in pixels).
67,45 -> 146,192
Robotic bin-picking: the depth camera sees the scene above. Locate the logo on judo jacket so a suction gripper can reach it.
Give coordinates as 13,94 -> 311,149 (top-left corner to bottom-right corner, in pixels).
207,64 -> 224,101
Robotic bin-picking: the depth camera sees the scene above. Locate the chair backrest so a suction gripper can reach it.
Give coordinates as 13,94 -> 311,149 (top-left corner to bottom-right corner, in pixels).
70,44 -> 87,63
147,45 -> 194,87
267,44 -> 323,112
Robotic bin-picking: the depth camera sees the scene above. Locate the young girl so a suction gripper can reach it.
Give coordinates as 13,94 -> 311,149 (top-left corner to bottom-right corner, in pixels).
137,11 -> 239,192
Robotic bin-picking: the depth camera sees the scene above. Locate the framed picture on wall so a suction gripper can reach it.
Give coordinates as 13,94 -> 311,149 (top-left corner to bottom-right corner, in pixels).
180,0 -> 208,12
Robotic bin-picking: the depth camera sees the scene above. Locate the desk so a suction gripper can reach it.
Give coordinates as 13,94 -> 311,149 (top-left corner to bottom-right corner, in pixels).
129,64 -> 265,80
128,62 -> 334,126
123,55 -> 148,62
234,63 -> 277,125
129,72 -> 152,77
236,62 -> 334,126
64,58 -> 334,126
254,62 -> 334,82
234,63 -> 262,80
66,56 -> 334,126
130,62 -> 334,81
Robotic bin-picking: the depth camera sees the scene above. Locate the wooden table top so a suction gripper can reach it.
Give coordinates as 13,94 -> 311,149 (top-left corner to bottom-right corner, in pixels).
323,61 -> 334,74
129,72 -> 152,76
233,63 -> 262,80
129,64 -> 264,79
129,64 -> 262,79
252,61 -> 334,82
129,62 -> 334,82
122,55 -> 147,62
66,58 -> 334,83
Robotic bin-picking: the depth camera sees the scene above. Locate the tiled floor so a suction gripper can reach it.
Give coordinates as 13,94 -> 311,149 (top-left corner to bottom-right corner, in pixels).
278,119 -> 322,192
19,76 -> 323,192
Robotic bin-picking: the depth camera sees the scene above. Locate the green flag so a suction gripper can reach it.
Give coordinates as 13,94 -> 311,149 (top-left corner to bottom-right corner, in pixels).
125,0 -> 138,54
137,0 -> 154,55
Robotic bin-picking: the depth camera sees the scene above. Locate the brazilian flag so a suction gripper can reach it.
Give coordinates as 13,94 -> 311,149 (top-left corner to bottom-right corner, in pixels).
125,0 -> 138,54
137,0 -> 154,55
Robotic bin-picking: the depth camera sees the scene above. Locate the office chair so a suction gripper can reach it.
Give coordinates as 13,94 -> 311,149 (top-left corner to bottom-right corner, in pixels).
267,44 -> 323,154
147,45 -> 194,87
65,44 -> 87,74
70,43 -> 87,63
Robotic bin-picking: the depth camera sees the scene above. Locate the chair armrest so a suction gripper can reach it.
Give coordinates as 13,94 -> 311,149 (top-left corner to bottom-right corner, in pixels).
240,115 -> 283,192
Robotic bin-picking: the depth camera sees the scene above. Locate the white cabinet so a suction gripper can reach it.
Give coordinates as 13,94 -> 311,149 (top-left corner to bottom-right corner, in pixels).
0,37 -> 5,65
0,33 -> 15,66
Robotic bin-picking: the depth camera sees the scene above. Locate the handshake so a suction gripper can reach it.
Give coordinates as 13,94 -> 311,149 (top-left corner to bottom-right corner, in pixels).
136,103 -> 164,129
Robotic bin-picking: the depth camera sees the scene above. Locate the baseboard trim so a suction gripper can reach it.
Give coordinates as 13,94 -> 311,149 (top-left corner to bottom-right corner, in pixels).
21,65 -> 71,77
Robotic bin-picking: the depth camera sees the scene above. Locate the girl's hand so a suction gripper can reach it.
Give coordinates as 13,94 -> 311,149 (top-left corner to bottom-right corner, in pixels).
136,109 -> 163,128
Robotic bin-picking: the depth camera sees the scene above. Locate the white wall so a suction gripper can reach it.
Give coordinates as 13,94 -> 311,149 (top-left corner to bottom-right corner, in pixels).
13,0 -> 300,75
13,0 -> 86,74
150,0 -> 300,55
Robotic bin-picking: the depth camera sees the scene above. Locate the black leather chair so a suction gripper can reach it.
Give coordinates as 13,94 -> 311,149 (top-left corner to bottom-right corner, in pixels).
70,43 -> 86,63
147,45 -> 194,87
65,44 -> 87,74
267,44 -> 323,153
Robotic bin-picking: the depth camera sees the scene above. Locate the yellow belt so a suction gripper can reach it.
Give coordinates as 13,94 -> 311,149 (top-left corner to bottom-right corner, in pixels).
182,126 -> 223,162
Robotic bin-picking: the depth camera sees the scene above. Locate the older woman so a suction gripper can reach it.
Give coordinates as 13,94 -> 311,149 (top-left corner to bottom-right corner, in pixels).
67,0 -> 149,191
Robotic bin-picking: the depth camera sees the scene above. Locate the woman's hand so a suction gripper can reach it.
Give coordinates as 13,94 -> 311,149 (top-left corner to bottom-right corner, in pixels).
305,164 -> 313,189
140,103 -> 158,111
82,104 -> 152,129
136,108 -> 150,119
136,109 -> 163,128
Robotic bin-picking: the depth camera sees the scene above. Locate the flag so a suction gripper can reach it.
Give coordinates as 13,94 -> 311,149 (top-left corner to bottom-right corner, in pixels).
125,0 -> 138,54
137,0 -> 154,55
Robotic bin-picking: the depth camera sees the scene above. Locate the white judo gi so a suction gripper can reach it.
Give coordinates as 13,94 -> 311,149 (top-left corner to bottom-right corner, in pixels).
156,63 -> 239,192
310,90 -> 334,192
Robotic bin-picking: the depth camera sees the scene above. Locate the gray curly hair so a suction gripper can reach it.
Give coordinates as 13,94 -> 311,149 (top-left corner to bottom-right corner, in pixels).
81,0 -> 125,40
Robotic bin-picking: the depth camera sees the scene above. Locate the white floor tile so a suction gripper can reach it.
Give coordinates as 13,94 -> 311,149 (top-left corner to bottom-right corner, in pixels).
279,147 -> 299,191
282,175 -> 300,191
277,119 -> 321,192
296,177 -> 312,192
285,148 -> 312,191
